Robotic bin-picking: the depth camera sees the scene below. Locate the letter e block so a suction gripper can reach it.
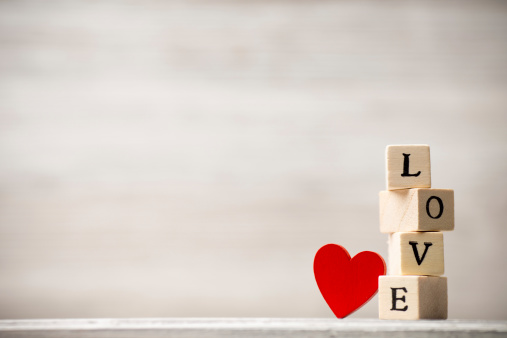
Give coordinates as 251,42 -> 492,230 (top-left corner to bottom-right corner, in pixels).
379,188 -> 454,233
386,145 -> 431,190
388,232 -> 444,276
379,276 -> 447,320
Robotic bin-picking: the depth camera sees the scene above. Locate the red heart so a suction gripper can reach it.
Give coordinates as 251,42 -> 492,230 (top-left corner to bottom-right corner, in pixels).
314,244 -> 386,318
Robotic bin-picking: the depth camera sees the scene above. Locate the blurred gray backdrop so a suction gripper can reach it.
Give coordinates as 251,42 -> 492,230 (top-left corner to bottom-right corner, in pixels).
1,0 -> 506,320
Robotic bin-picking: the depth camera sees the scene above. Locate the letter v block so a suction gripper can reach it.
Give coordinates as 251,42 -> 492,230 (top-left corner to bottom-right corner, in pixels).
379,276 -> 447,320
388,232 -> 444,276
386,145 -> 431,190
379,188 -> 454,233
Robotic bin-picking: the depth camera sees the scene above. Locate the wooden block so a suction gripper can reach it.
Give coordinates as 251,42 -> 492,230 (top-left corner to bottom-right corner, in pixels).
386,145 -> 431,190
388,232 -> 444,276
379,188 -> 454,233
379,276 -> 447,320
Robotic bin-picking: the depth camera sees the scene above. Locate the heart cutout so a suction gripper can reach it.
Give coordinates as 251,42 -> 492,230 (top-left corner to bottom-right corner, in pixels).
314,244 -> 386,318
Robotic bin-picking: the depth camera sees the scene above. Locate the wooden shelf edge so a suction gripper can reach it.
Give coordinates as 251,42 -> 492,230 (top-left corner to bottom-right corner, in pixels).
0,318 -> 505,338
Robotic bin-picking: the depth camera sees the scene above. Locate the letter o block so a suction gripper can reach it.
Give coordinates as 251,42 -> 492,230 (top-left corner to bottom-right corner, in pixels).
379,276 -> 447,320
379,188 -> 454,233
386,145 -> 431,190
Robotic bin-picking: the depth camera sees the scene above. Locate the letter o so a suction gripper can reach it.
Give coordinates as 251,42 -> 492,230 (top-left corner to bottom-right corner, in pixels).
426,196 -> 444,219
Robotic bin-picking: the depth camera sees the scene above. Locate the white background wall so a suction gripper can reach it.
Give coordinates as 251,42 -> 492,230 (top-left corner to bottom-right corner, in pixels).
0,0 -> 506,320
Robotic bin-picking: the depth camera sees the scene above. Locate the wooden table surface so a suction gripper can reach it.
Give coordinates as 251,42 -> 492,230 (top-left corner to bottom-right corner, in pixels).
0,318 -> 506,338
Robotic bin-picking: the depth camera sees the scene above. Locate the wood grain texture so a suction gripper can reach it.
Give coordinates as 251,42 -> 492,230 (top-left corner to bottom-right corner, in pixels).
379,189 -> 454,233
0,0 -> 507,320
379,276 -> 447,320
0,319 -> 506,338
388,232 -> 444,276
386,145 -> 431,190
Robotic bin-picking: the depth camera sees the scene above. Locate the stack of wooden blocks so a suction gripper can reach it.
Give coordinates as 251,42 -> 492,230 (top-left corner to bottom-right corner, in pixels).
378,145 -> 454,320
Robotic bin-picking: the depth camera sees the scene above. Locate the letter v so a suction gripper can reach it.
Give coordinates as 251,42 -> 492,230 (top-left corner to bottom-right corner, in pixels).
408,241 -> 433,265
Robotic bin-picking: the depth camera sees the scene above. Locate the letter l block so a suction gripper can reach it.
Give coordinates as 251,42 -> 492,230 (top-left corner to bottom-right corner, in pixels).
386,145 -> 431,190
